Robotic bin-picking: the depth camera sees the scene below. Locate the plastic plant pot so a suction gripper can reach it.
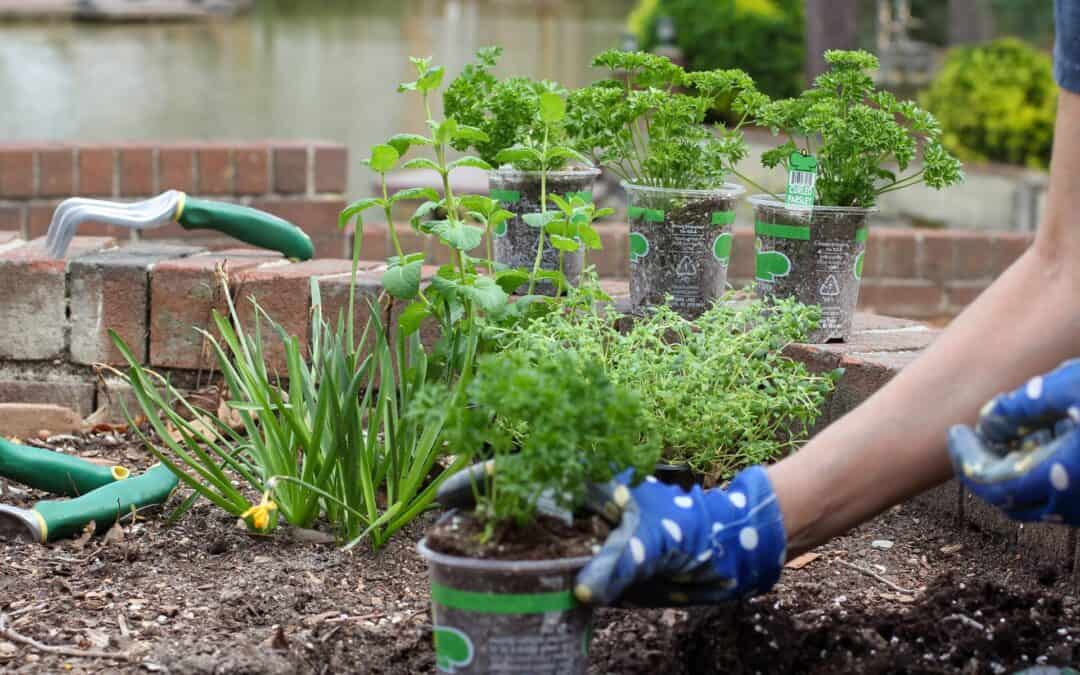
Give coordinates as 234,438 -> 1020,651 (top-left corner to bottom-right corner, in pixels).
624,181 -> 746,319
418,536 -> 594,675
489,167 -> 602,296
749,195 -> 876,343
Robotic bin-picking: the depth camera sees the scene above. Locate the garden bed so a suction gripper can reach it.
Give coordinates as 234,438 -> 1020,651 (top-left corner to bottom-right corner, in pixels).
1,431 -> 1077,674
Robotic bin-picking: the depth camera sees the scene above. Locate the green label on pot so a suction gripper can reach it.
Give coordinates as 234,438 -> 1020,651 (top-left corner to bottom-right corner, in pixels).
491,189 -> 521,205
755,241 -> 792,282
493,219 -> 508,237
628,206 -> 665,223
712,232 -> 733,264
755,220 -> 811,241
564,191 -> 593,203
434,626 -> 474,673
431,583 -> 577,614
854,251 -> 865,279
855,227 -> 868,243
785,151 -> 817,210
629,232 -> 650,262
710,210 -> 735,226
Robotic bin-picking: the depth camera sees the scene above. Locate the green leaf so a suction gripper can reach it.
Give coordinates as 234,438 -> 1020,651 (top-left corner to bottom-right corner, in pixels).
448,156 -> 493,171
434,118 -> 458,146
522,211 -> 559,229
543,218 -> 573,238
453,125 -> 490,144
594,207 -> 615,219
417,65 -> 445,93
369,144 -> 400,173
544,146 -> 592,166
391,187 -> 440,204
549,234 -> 580,252
339,198 -> 383,228
402,158 -> 444,174
539,91 -> 567,124
387,133 -> 433,157
577,223 -> 602,250
458,195 -> 495,214
495,146 -> 543,166
460,276 -> 508,312
387,252 -> 426,266
410,200 -> 442,230
397,301 -> 431,337
494,269 -> 530,294
382,260 -> 424,300
489,209 -> 513,228
548,194 -> 571,213
431,220 -> 485,251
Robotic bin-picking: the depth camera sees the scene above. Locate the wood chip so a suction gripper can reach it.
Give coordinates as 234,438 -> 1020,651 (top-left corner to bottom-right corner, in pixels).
784,552 -> 822,570
940,544 -> 964,555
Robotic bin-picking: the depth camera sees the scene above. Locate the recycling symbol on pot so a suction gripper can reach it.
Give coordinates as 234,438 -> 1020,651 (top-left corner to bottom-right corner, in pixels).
676,256 -> 697,277
819,274 -> 841,296
434,626 -> 474,673
629,232 -> 650,263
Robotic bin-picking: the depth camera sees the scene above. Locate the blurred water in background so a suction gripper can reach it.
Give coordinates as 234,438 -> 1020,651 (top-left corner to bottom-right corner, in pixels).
0,0 -> 635,196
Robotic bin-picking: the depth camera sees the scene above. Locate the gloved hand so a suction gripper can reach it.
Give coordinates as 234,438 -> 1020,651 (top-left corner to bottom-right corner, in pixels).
948,358 -> 1080,525
436,462 -> 788,607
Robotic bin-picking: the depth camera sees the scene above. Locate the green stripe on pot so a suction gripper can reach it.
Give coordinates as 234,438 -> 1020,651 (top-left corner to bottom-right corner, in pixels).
431,583 -> 577,614
565,191 -> 593,203
628,206 -> 665,223
855,227 -> 868,243
711,211 -> 736,226
491,189 -> 521,205
755,220 -> 811,241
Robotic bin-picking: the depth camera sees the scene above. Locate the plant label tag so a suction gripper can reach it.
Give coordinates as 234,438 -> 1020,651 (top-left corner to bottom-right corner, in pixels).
535,489 -> 574,526
785,151 -> 818,212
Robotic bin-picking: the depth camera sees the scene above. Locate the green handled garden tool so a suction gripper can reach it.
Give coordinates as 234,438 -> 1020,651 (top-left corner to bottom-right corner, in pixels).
44,190 -> 314,260
0,438 -> 178,543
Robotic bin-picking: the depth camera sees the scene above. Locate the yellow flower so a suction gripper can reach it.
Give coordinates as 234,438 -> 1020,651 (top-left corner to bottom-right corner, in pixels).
241,491 -> 277,531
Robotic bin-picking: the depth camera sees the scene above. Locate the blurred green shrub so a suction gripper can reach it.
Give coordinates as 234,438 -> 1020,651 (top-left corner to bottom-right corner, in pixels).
921,37 -> 1056,169
629,0 -> 804,101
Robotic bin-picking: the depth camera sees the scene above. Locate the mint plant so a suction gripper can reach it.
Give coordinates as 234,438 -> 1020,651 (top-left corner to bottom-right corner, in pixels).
566,50 -> 768,191
757,50 -> 964,207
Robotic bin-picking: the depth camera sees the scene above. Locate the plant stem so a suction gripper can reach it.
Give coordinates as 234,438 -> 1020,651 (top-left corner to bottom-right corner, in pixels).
527,126 -> 550,295
730,168 -> 782,202
381,174 -> 405,259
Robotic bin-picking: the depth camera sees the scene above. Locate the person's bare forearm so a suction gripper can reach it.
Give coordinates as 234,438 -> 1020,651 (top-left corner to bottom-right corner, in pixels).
770,89 -> 1080,554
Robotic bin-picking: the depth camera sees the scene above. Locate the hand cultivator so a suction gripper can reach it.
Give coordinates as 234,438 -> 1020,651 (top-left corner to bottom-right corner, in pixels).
44,189 -> 314,260
0,438 -> 177,543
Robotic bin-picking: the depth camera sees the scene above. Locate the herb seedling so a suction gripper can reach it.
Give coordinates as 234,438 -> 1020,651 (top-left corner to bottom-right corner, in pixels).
757,50 -> 964,207
566,50 -> 768,191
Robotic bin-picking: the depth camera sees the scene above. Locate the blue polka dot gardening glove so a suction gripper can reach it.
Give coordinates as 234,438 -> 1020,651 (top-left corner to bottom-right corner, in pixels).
574,465 -> 787,607
948,358 -> 1080,525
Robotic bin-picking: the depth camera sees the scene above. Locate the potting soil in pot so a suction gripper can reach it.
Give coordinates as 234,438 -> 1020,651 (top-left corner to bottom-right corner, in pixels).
625,182 -> 744,319
419,513 -> 604,675
750,196 -> 871,343
490,168 -> 600,296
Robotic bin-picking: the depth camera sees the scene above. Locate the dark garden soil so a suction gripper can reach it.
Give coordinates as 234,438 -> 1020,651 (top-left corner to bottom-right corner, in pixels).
425,511 -> 606,561
2,430 -> 1078,674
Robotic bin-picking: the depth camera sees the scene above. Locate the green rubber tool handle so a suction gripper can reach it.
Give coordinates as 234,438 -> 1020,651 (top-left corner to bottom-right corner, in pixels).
33,464 -> 178,542
0,437 -> 129,497
178,197 -> 315,260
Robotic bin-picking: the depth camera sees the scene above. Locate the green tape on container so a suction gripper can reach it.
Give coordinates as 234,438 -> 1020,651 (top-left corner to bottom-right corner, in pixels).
628,206 -> 665,223
711,211 -> 736,226
565,191 -> 593,203
755,220 -> 811,241
431,583 -> 577,614
491,189 -> 521,205
855,227 -> 868,243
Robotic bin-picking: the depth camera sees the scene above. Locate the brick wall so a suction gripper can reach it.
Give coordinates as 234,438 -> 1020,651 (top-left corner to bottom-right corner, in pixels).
0,141 -> 349,258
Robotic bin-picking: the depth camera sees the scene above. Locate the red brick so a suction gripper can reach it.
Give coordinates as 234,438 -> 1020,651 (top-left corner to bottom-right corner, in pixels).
314,264 -> 388,354
868,227 -> 917,279
857,280 -> 945,319
149,249 -> 282,370
992,232 -> 1033,275
0,206 -> 24,234
234,145 -> 270,195
26,202 -> 126,241
729,225 -> 755,280
314,145 -> 347,194
159,145 -> 197,194
0,148 -> 34,198
817,325 -> 939,355
230,259 -> 356,372
917,229 -> 955,283
77,146 -> 115,196
273,145 -> 309,194
37,147 -> 75,198
0,236 -> 116,360
951,230 -> 994,280
197,146 -> 234,196
350,222 -> 389,262
593,222 -> 628,278
68,244 -> 205,366
0,379 -> 96,417
118,146 -> 155,196
250,197 -> 347,258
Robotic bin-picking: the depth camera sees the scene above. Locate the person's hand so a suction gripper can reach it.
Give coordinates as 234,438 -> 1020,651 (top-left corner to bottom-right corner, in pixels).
574,465 -> 787,607
948,358 -> 1080,525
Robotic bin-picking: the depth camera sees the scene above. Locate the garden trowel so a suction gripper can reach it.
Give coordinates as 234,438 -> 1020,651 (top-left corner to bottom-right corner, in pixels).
0,438 -> 178,543
44,190 -> 314,260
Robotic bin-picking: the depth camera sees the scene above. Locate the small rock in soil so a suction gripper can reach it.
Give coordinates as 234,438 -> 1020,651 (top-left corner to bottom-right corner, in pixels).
871,539 -> 894,550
